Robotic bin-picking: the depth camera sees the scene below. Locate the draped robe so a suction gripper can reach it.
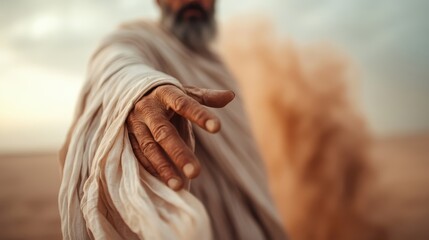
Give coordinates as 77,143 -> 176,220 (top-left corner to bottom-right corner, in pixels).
59,20 -> 287,240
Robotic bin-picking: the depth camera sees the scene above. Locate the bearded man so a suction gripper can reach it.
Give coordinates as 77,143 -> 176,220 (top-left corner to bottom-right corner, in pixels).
59,0 -> 287,239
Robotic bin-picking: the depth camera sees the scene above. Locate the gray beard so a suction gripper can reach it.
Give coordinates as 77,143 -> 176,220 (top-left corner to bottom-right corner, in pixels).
160,11 -> 217,52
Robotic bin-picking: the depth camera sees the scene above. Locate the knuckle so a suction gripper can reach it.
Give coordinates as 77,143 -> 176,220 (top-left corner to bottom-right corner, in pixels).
173,95 -> 188,113
170,147 -> 187,165
135,98 -> 152,113
127,112 -> 136,124
132,122 -> 144,132
152,124 -> 172,142
185,87 -> 203,103
200,89 -> 210,105
155,162 -> 172,176
154,85 -> 172,98
128,120 -> 143,133
141,141 -> 157,155
193,108 -> 208,122
141,140 -> 156,150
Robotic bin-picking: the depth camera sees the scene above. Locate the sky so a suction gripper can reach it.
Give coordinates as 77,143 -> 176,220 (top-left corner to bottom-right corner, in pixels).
0,0 -> 428,153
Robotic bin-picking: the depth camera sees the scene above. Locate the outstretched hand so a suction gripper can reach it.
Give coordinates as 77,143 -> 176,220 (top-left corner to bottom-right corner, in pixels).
126,85 -> 235,190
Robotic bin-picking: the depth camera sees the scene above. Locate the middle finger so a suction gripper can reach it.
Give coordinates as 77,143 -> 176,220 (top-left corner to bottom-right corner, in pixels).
144,114 -> 201,179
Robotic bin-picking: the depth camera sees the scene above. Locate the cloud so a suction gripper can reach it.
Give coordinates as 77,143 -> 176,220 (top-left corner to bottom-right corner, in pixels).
270,0 -> 429,134
0,0 -> 427,152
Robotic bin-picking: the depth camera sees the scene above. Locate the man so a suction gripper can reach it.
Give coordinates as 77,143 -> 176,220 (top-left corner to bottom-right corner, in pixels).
59,0 -> 287,239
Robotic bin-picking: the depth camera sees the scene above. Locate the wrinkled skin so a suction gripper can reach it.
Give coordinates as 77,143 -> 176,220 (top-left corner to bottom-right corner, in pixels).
127,0 -> 231,191
127,85 -> 234,190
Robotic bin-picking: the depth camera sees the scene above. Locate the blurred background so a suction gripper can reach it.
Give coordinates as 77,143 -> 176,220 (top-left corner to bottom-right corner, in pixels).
0,0 -> 428,239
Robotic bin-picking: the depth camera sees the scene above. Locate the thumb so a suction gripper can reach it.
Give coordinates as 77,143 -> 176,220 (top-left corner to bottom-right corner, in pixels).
185,86 -> 235,108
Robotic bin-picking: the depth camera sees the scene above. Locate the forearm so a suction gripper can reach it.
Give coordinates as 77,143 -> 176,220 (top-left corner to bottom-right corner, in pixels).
88,42 -> 182,100
61,39 -> 183,169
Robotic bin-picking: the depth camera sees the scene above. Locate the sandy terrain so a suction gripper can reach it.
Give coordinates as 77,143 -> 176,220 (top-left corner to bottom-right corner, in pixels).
0,135 -> 428,239
366,134 -> 429,240
0,153 -> 61,240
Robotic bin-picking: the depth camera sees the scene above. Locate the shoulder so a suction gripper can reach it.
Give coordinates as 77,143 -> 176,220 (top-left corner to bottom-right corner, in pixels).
118,19 -> 159,33
116,19 -> 173,43
96,19 -> 168,51
103,19 -> 172,47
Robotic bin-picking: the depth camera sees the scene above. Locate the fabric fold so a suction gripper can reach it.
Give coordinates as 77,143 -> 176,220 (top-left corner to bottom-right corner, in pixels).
59,20 -> 286,240
59,39 -> 211,240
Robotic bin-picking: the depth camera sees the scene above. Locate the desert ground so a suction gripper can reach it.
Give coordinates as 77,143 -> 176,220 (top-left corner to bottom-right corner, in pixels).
1,19 -> 428,240
0,134 -> 428,240
0,153 -> 62,240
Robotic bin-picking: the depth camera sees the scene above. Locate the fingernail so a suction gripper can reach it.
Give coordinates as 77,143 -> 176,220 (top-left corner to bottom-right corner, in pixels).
183,163 -> 195,178
168,178 -> 181,189
205,119 -> 218,132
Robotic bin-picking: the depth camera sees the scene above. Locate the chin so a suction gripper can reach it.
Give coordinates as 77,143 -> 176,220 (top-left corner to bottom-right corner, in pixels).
172,20 -> 217,50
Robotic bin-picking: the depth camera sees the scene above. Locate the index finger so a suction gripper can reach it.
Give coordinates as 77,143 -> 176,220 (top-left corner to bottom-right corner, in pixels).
156,85 -> 221,133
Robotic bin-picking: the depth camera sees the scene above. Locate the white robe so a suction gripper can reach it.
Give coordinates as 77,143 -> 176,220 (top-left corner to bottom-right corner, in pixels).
59,20 -> 287,240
